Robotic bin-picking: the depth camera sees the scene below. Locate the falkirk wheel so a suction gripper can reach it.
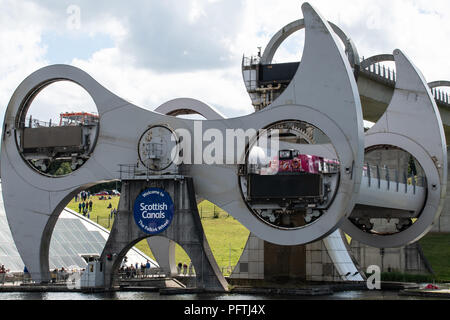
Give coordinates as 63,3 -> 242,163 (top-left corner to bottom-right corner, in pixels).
1,3 -> 447,289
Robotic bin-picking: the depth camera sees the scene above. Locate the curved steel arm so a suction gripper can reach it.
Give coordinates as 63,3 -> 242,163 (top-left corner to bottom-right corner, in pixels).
155,98 -> 225,120
260,19 -> 360,69
341,49 -> 448,248
0,3 -> 365,282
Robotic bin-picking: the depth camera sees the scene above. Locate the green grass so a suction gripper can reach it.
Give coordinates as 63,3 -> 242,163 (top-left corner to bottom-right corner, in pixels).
68,197 -> 450,280
380,272 -> 435,283
67,196 -> 120,228
67,197 -> 250,276
419,233 -> 450,282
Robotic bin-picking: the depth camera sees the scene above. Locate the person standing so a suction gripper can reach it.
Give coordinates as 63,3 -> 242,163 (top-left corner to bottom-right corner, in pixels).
0,265 -> 8,285
89,200 -> 93,212
22,265 -> 29,283
78,202 -> 82,213
145,260 -> 151,277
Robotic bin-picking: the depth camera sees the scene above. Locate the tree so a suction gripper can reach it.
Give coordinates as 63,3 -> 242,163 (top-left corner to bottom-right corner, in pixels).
47,161 -> 72,176
408,155 -> 417,176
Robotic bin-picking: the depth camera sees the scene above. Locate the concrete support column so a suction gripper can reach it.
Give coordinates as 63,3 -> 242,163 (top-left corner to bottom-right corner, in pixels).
432,148 -> 450,233
100,178 -> 228,291
147,237 -> 177,276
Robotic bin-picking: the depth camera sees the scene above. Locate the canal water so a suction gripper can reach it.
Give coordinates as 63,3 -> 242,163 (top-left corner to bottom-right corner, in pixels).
0,290 -> 443,300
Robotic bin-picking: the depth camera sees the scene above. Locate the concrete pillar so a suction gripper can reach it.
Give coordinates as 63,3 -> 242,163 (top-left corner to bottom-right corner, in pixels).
100,178 -> 228,291
350,240 -> 433,275
432,148 -> 450,233
147,237 -> 177,276
264,242 -> 306,281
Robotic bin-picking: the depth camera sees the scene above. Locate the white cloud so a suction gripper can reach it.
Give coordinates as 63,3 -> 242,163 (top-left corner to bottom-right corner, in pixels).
189,0 -> 207,24
0,0 -> 51,120
1,0 -> 450,124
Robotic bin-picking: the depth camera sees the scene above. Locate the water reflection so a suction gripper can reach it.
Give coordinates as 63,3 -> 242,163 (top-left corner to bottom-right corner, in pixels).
0,291 -> 443,301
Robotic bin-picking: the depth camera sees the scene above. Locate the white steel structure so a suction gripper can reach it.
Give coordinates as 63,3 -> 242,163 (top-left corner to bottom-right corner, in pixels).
0,3 -> 447,284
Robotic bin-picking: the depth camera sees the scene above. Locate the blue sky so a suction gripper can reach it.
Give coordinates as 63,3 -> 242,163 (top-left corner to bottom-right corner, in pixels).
41,32 -> 115,64
1,0 -> 450,123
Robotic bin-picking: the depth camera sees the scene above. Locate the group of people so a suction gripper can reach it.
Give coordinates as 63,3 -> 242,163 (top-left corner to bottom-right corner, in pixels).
110,207 -> 118,218
177,262 -> 194,276
78,200 -> 93,218
75,191 -> 91,202
50,267 -> 75,283
75,191 -> 94,218
0,264 -> 8,273
119,260 -> 154,279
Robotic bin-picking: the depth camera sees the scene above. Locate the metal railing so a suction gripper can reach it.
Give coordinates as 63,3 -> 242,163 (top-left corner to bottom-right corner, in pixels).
359,57 -> 449,106
360,60 -> 397,84
242,55 -> 261,68
0,270 -> 83,286
24,117 -> 59,128
198,204 -> 231,220
431,87 -> 450,105
118,164 -> 181,181
116,268 -> 166,280
363,164 -> 426,194
243,53 -> 450,107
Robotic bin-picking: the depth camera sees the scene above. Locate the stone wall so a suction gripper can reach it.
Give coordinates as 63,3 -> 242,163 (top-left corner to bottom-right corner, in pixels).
350,240 -> 433,275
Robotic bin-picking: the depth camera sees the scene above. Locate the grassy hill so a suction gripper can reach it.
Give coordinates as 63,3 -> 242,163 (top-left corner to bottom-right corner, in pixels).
419,233 -> 450,282
67,197 -> 249,276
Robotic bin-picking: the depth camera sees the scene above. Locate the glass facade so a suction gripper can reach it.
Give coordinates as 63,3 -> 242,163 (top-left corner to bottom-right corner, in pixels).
0,184 -> 157,273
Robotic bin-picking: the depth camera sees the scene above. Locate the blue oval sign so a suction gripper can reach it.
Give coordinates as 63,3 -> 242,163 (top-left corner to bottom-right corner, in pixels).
133,188 -> 174,235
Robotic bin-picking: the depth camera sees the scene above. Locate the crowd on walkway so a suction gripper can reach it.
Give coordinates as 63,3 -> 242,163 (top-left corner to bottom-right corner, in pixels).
75,191 -> 94,218
77,200 -> 94,218
177,262 -> 195,276
49,267 -> 82,283
75,191 -> 91,202
74,190 -> 120,222
1,259 -> 196,285
115,259 -> 195,279
118,260 -> 158,279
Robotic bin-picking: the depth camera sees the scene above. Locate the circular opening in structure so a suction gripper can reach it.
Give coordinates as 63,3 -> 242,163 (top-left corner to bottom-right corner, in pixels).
253,24 -> 353,110
349,146 -> 427,235
15,81 -> 99,177
239,120 -> 341,230
138,125 -> 179,171
272,29 -> 305,64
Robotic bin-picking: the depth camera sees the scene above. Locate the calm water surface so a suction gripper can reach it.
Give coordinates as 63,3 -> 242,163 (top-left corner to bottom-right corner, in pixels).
0,290 -> 442,300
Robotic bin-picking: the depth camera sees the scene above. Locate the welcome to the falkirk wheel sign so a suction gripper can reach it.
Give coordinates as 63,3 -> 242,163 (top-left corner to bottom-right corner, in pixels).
133,188 -> 174,235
